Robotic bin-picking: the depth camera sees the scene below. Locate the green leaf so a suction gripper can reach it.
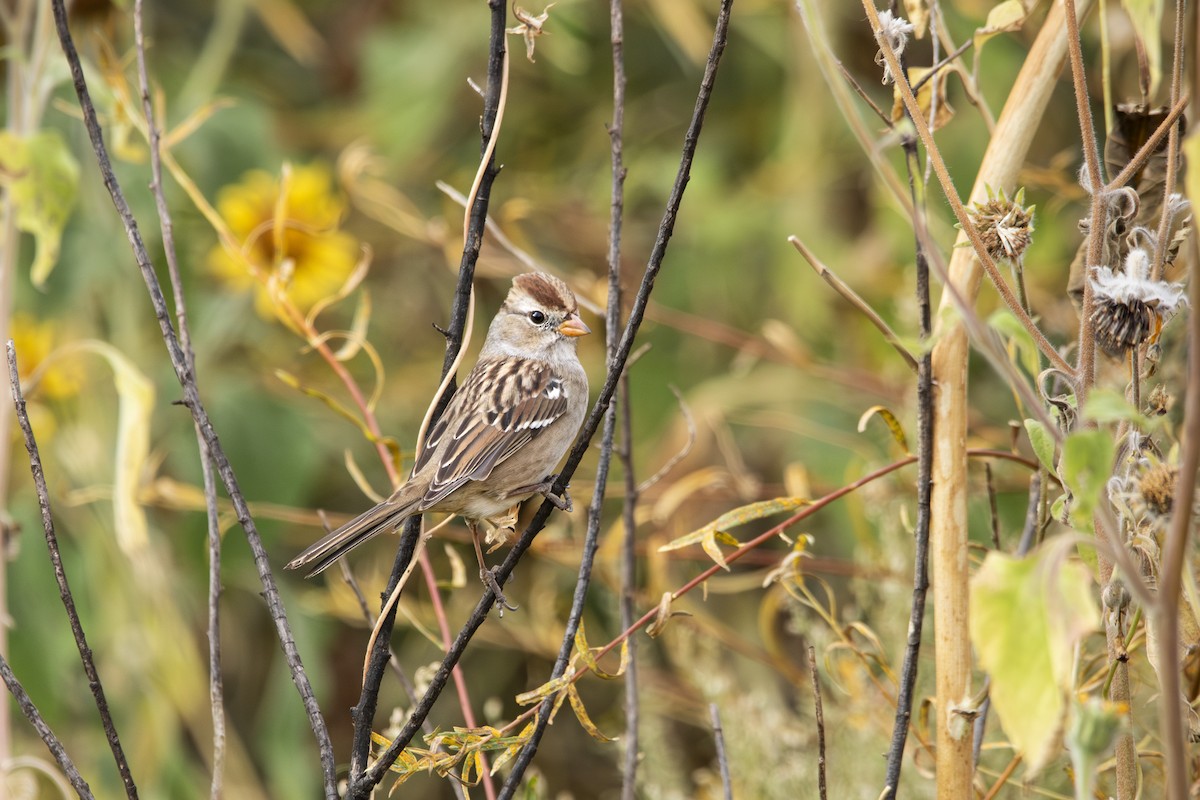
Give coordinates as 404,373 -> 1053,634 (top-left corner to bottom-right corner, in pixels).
0,130 -> 80,286
970,539 -> 1100,774
1060,430 -> 1115,532
1024,418 -> 1058,477
1083,387 -> 1153,428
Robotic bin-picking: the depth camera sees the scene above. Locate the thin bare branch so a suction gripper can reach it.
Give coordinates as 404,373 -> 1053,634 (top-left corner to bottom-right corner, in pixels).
710,703 -> 733,800
635,386 -> 695,493
808,646 -> 827,800
131,4 -> 226,796
0,650 -> 93,800
48,4 -> 337,794
7,342 -> 138,799
882,127 -> 934,800
1156,217 -> 1200,800
790,236 -> 918,372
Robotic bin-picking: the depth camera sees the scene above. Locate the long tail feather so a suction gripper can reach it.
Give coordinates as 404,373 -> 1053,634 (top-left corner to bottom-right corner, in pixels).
286,499 -> 415,577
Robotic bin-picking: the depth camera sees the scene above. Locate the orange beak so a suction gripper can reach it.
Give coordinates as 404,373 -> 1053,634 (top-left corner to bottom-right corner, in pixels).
558,313 -> 591,338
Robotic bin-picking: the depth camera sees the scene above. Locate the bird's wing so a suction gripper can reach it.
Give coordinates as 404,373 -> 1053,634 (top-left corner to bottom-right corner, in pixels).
414,358 -> 570,510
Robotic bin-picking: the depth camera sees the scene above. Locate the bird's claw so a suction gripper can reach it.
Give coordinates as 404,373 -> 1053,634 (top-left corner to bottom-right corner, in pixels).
540,475 -> 573,512
481,567 -> 518,614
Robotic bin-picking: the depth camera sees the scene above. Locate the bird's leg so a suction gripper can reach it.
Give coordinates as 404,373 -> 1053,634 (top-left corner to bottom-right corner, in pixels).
504,474 -> 573,512
469,520 -> 518,613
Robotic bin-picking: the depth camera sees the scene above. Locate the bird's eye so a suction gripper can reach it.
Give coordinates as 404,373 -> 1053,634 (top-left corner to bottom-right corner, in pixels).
528,310 -> 547,325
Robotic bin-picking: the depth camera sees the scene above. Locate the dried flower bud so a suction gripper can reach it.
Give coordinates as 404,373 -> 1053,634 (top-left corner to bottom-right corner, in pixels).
1068,697 -> 1127,760
1102,578 -> 1130,613
968,187 -> 1035,262
1138,462 -> 1177,518
1146,384 -> 1171,416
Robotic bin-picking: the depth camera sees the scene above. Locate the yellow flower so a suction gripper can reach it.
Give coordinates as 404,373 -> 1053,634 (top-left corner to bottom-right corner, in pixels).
208,163 -> 359,318
9,312 -> 83,399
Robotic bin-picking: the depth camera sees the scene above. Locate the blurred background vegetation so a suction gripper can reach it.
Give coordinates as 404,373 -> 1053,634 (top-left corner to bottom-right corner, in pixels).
1,0 -> 1179,797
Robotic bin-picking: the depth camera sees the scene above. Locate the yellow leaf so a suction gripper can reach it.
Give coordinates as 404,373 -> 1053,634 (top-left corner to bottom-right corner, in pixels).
658,497 -> 810,570
969,539 -> 1100,774
567,684 -> 616,742
49,342 -> 155,554
892,68 -> 955,132
903,0 -> 929,37
515,673 -> 572,707
857,405 -> 910,452
973,0 -> 1029,52
489,721 -> 535,774
574,620 -> 629,680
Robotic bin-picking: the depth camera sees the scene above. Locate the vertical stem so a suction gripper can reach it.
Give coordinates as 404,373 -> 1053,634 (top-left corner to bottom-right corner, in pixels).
606,0 -> 639,797
882,129 -> 933,797
0,0 -> 36,771
1153,246 -> 1200,800
920,3 -> 1093,795
709,703 -> 733,800
618,376 -> 640,800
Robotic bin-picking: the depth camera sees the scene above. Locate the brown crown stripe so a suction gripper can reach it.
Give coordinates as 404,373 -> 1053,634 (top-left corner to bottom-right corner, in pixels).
513,272 -> 575,312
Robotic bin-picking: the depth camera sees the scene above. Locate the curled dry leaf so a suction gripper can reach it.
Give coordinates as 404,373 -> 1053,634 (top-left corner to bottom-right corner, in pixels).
892,67 -> 954,131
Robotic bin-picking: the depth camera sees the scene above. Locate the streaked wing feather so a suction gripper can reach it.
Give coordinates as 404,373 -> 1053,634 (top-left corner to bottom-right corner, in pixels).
417,359 -> 568,510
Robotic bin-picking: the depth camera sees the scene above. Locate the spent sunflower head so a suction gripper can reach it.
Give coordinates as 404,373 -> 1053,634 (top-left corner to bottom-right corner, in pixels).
1088,246 -> 1186,356
208,163 -> 359,319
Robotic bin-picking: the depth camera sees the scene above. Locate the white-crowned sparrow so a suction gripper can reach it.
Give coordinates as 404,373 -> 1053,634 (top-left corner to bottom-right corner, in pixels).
286,272 -> 590,600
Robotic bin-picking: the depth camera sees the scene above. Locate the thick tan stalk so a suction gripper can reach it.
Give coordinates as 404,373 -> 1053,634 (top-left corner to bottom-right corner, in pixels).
928,1 -> 1092,796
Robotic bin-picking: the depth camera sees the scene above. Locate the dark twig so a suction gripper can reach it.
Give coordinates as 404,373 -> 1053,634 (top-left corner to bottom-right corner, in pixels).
910,38 -> 973,93
7,342 -> 138,799
710,703 -> 733,800
335,557 -> 469,800
807,646 -> 827,800
347,2 -> 508,789
882,128 -> 934,799
131,4 -> 226,795
618,376 -> 641,800
353,2 -> 734,791
498,403 -> 619,799
0,650 -> 93,799
1016,473 -> 1042,556
48,4 -> 337,794
498,4 -> 734,795
605,2 -> 640,798
985,463 -> 1000,550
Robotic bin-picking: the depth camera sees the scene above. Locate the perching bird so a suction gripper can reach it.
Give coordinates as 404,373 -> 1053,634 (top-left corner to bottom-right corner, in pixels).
285,272 -> 590,605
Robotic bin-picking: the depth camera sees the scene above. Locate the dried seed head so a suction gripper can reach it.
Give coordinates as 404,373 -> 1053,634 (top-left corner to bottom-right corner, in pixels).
1137,462 -> 1177,518
1088,248 -> 1186,356
968,188 -> 1035,262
